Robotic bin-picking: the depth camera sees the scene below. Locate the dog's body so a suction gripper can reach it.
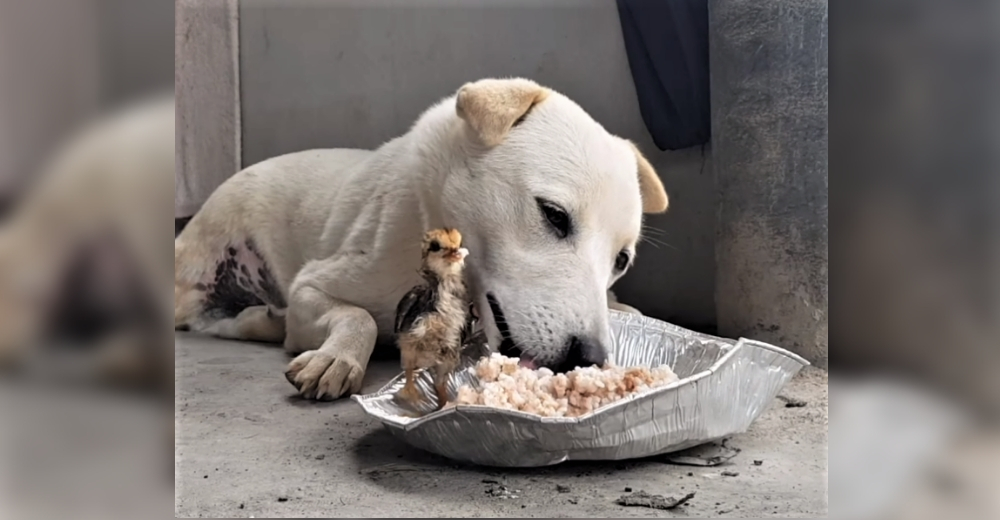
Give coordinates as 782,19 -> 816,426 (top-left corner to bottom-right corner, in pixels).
174,78 -> 668,400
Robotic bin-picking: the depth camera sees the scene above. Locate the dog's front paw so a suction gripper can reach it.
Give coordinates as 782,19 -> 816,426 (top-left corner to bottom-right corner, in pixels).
284,350 -> 365,400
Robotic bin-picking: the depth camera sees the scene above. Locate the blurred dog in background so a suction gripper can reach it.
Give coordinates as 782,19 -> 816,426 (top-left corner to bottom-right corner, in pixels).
0,94 -> 174,393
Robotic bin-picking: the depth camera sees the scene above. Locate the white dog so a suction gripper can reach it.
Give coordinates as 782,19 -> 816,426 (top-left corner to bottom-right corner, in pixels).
174,78 -> 668,400
0,94 -> 174,387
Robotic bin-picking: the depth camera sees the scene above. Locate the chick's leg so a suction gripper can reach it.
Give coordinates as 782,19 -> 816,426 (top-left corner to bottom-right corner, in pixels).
397,345 -> 420,403
433,376 -> 449,411
432,363 -> 454,411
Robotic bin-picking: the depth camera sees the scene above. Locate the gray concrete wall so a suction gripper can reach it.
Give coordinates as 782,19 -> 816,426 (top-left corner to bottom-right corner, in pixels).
238,0 -> 718,331
0,0 -> 100,199
97,0 -> 175,109
1,0 -> 174,205
176,0 -> 241,218
709,0 -> 828,366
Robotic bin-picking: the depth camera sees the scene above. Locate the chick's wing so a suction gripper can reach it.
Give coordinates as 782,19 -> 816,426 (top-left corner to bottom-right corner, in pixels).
394,283 -> 438,335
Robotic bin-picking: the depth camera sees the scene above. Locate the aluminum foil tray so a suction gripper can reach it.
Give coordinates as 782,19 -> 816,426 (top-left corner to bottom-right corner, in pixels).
352,310 -> 809,467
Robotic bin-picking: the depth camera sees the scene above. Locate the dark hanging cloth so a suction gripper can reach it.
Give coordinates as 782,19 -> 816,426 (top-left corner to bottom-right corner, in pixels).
616,0 -> 711,151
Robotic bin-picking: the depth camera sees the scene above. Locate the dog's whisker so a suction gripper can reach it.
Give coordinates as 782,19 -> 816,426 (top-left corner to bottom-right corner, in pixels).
503,309 -> 537,326
640,225 -> 667,237
499,306 -> 536,322
640,235 -> 677,251
640,226 -> 670,244
639,236 -> 662,250
644,227 -> 666,236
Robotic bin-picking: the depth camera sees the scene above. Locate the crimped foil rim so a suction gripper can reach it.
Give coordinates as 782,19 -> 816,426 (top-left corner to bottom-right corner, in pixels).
352,312 -> 810,431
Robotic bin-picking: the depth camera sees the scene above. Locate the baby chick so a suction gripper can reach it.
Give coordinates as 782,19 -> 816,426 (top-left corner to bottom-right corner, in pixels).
394,228 -> 470,411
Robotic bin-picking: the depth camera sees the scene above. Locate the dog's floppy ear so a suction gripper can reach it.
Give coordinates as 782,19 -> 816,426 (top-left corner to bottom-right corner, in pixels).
455,78 -> 549,147
628,142 -> 669,213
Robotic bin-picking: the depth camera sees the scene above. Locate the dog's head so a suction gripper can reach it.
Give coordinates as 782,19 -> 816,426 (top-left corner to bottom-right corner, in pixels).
440,78 -> 668,372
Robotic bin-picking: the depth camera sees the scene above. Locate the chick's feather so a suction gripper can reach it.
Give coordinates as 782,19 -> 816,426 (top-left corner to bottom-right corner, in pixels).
394,282 -> 438,335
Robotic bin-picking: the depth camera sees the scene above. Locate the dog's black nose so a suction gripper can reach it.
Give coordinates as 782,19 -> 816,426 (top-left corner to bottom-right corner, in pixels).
554,335 -> 608,373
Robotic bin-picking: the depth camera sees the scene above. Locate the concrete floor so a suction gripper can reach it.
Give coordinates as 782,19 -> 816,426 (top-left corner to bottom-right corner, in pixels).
175,333 -> 828,518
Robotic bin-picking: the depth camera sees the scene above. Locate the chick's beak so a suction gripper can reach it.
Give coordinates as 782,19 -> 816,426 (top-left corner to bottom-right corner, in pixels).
446,247 -> 469,262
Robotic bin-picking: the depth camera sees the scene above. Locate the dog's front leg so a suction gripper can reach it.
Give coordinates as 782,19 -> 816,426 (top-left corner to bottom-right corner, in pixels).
282,284 -> 376,400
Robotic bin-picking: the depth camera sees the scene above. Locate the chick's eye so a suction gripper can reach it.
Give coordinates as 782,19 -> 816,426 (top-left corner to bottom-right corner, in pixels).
537,199 -> 571,239
428,241 -> 441,252
615,251 -> 630,272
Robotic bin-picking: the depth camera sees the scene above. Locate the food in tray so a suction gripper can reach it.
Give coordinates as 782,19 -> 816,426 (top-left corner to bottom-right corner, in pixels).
452,353 -> 679,417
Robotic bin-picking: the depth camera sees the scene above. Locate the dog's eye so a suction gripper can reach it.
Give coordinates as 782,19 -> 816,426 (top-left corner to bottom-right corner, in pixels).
536,199 -> 571,239
614,250 -> 631,272
428,241 -> 441,252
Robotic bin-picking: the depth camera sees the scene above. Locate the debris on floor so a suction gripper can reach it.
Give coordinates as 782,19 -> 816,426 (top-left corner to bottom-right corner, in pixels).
277,497 -> 288,503
753,460 -> 763,466
615,490 -> 695,510
484,482 -> 520,499
361,463 -> 426,480
721,471 -> 739,477
663,442 -> 741,467
777,395 -> 807,407
556,484 -> 571,493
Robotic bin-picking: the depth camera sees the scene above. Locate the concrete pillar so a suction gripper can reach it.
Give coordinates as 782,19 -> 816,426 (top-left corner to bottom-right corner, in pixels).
175,0 -> 241,218
709,0 -> 828,367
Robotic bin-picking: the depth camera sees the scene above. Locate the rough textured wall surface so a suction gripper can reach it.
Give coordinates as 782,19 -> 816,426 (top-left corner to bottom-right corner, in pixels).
175,0 -> 241,218
709,0 -> 828,366
239,0 -> 718,331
